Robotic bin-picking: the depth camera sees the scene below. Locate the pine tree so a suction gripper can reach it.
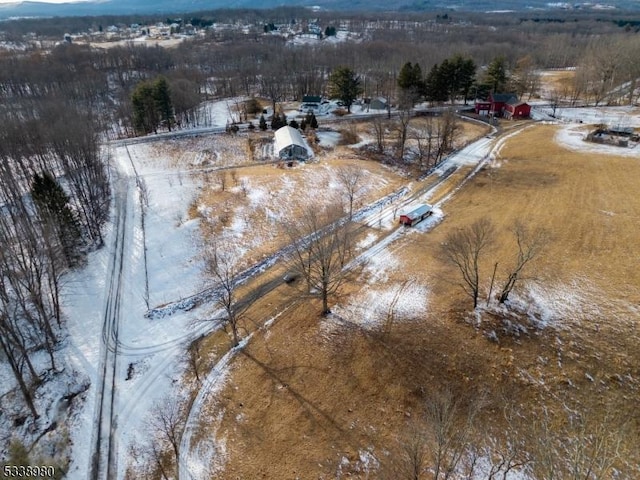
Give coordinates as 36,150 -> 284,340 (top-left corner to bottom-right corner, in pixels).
271,113 -> 282,130
153,76 -> 175,132
452,55 -> 477,103
485,56 -> 508,93
425,63 -> 448,103
31,172 -> 83,266
398,61 -> 424,107
309,112 -> 318,129
259,114 -> 268,131
328,66 -> 363,113
131,80 -> 157,134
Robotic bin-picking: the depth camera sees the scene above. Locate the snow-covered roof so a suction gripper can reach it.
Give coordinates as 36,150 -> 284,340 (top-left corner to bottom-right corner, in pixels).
274,125 -> 308,153
402,204 -> 432,220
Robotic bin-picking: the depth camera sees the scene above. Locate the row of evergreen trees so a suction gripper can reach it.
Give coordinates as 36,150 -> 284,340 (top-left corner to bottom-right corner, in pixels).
258,111 -> 319,131
397,55 -> 510,105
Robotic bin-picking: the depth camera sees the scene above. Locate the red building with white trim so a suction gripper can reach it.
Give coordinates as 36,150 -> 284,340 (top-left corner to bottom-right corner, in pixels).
475,93 -> 530,119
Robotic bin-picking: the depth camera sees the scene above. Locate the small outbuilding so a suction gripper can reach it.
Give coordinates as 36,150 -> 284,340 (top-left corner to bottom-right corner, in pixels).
369,97 -> 389,110
504,99 -> 531,119
274,126 -> 311,161
399,204 -> 433,227
300,94 -> 323,113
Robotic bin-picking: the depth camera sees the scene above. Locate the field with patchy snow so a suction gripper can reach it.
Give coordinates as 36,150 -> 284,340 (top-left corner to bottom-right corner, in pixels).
199,115 -> 640,479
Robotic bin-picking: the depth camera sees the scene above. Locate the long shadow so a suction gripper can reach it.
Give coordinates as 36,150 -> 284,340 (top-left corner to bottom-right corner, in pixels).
240,349 -> 347,435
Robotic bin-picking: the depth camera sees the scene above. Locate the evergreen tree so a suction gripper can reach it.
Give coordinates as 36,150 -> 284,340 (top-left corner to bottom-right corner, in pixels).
397,61 -> 424,107
485,56 -> 509,93
153,76 -> 175,132
300,118 -> 307,131
425,63 -> 448,103
271,113 -> 282,130
31,172 -> 83,266
259,114 -> 268,131
452,54 -> 477,103
305,112 -> 318,129
131,80 -> 158,134
328,66 -> 363,113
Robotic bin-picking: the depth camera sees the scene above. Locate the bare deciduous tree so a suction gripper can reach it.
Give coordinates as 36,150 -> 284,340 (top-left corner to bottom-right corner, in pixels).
214,170 -> 228,192
147,398 -> 186,480
186,336 -> 204,384
207,243 -> 246,346
398,426 -> 428,480
287,205 -> 353,315
434,109 -> 459,165
396,109 -> 412,162
372,116 -> 388,154
441,218 -> 496,309
336,165 -> 365,220
528,408 -> 628,480
497,222 -> 548,304
426,389 -> 480,480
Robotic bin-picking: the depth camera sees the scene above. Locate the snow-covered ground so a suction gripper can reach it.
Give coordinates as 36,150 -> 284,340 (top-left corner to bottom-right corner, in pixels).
5,101 -> 637,478
63,138 -> 220,479
533,105 -> 640,128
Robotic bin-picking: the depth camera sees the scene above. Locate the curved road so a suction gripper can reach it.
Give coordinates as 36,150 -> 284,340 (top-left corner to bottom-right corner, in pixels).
88,111 -> 529,480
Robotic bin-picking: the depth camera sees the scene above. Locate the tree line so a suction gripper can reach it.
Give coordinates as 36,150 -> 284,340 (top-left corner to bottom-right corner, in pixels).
0,89 -> 109,419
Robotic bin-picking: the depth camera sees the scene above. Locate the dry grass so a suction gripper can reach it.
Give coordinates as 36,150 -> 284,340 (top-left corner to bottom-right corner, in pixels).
190,155 -> 407,270
188,123 -> 640,478
538,69 -> 577,99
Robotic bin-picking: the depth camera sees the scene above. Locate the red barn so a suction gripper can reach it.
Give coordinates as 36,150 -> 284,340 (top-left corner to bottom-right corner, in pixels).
504,100 -> 531,119
475,93 -> 526,118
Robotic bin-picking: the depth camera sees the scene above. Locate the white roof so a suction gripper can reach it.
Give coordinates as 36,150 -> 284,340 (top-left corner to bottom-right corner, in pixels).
274,126 -> 309,153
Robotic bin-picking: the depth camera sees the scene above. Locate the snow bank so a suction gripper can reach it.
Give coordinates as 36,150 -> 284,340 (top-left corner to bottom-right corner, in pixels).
555,124 -> 639,158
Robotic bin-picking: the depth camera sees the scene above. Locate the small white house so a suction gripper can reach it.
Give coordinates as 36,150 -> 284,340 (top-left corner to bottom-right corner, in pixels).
274,126 -> 311,161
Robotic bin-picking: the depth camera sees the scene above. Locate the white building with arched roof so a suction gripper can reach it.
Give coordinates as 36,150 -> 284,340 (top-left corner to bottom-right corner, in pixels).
274,126 -> 312,161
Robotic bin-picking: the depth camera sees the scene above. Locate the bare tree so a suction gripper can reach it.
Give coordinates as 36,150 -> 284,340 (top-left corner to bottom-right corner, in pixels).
147,398 -> 186,480
426,389 -> 481,480
207,243 -> 246,346
441,218 -> 496,309
398,426 -> 428,480
497,222 -> 548,304
336,165 -> 365,220
528,408 -> 628,480
213,170 -> 228,192
396,109 -> 412,162
372,116 -> 388,154
287,205 -> 353,315
411,118 -> 436,170
186,336 -> 204,384
434,109 -> 459,165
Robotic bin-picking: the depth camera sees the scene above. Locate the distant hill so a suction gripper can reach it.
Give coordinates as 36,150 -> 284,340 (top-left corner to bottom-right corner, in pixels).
1,0 -> 639,19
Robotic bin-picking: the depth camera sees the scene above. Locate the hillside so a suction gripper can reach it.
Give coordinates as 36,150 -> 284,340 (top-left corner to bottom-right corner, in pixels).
1,0 -> 640,19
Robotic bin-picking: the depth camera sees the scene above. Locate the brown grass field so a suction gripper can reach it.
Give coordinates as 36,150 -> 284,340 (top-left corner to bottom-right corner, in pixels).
186,122 -> 640,478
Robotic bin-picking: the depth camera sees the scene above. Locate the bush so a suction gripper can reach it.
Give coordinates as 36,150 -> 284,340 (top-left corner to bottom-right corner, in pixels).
339,127 -> 360,145
244,98 -> 263,115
